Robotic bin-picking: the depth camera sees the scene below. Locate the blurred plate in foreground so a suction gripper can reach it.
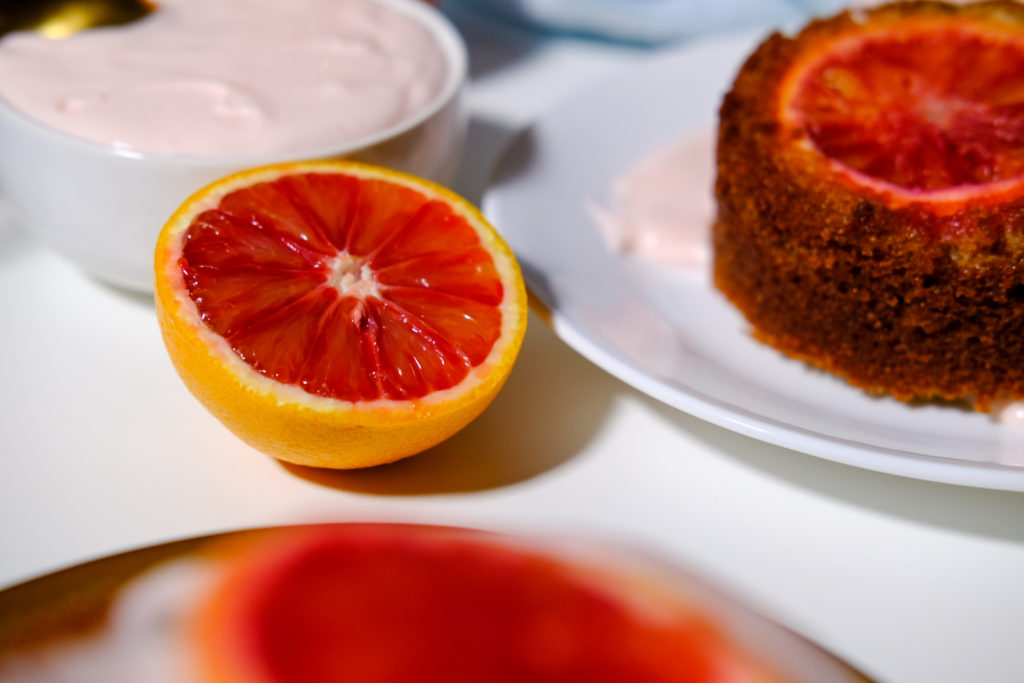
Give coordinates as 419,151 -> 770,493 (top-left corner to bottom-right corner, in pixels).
0,523 -> 874,682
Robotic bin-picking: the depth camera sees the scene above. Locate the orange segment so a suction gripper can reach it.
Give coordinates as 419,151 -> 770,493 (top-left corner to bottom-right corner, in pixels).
155,161 -> 527,469
781,15 -> 1024,201
191,525 -> 780,683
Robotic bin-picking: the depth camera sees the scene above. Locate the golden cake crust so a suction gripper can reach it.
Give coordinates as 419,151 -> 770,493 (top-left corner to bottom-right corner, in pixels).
714,0 -> 1024,409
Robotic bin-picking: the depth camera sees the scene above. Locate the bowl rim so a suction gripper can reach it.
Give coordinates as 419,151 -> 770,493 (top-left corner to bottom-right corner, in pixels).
0,0 -> 468,166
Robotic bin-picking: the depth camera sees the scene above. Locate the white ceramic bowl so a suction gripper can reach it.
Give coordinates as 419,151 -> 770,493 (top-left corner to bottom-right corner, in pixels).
0,0 -> 467,292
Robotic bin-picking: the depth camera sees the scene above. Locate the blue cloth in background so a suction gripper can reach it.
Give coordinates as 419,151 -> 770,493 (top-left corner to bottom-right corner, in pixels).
452,0 -> 851,43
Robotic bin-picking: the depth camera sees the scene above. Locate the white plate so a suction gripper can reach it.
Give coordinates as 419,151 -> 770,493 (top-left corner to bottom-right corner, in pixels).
483,30 -> 1024,491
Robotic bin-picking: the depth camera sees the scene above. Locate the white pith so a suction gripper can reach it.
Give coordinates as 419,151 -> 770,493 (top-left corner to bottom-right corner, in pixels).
327,253 -> 381,301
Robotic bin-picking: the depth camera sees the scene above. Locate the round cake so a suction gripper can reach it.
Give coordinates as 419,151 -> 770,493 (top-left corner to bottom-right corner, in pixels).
713,0 -> 1024,409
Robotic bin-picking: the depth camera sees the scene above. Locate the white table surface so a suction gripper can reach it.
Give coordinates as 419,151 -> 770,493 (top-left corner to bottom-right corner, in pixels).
3,4 -> 1024,683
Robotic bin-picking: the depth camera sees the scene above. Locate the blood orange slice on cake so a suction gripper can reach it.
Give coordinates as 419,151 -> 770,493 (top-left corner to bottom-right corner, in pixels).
779,5 -> 1024,210
154,161 -> 527,468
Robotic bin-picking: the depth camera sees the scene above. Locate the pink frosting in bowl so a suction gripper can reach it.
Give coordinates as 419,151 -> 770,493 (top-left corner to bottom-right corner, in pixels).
0,0 -> 467,291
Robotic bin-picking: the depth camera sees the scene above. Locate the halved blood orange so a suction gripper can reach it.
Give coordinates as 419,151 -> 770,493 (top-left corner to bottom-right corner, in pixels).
154,161 -> 527,468
191,524 -> 782,683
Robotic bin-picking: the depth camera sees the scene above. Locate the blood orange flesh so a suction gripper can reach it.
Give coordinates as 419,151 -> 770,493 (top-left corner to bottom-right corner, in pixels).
179,172 -> 503,402
195,526 -> 764,683
784,18 -> 1024,195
